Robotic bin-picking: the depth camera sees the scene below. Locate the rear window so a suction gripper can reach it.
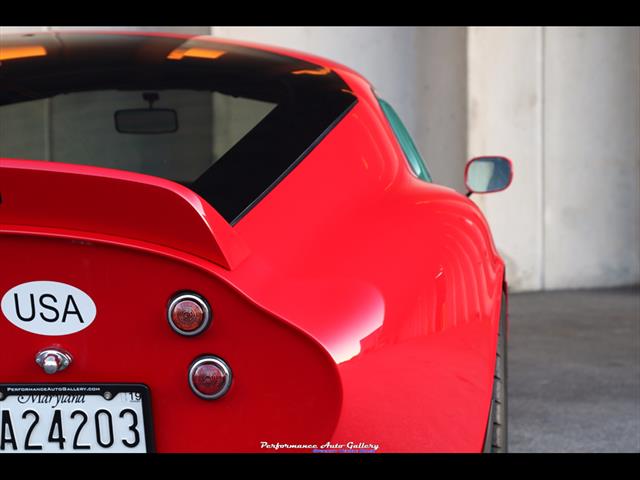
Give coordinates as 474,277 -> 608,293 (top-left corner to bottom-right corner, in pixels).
0,33 -> 357,223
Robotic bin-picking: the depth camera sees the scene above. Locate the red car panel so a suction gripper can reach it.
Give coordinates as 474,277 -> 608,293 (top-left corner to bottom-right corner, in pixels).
0,31 -> 506,453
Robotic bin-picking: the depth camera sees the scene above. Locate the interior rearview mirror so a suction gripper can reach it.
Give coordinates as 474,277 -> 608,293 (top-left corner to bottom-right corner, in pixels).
465,156 -> 513,194
115,108 -> 178,134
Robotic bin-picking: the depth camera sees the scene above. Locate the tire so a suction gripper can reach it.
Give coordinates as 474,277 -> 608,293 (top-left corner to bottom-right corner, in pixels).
483,292 -> 508,453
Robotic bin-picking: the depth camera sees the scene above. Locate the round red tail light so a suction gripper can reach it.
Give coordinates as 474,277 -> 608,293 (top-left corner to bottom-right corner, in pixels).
167,293 -> 211,336
189,356 -> 232,400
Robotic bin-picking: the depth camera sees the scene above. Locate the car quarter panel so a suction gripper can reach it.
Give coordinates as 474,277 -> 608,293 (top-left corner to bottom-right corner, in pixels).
230,70 -> 506,452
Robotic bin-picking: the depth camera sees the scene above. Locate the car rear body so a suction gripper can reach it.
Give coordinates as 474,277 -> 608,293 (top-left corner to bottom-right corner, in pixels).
0,31 -> 505,452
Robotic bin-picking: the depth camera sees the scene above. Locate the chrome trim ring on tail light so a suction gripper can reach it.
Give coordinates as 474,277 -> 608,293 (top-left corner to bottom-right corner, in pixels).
167,292 -> 211,336
188,355 -> 233,400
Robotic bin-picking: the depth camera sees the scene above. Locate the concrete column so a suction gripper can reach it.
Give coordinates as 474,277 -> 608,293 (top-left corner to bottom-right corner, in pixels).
467,27 -> 545,291
543,27 -> 640,289
468,26 -> 640,291
416,27 -> 467,192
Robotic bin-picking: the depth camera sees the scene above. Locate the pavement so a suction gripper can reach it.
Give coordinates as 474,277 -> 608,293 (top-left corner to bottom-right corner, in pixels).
508,287 -> 640,452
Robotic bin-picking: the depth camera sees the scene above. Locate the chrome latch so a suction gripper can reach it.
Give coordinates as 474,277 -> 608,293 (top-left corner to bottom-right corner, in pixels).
35,348 -> 73,375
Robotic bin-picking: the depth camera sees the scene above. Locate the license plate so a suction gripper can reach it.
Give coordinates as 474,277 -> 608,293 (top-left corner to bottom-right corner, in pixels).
0,384 -> 154,453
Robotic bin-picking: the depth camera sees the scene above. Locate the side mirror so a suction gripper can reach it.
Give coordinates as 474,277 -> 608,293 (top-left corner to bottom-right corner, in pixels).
465,156 -> 513,195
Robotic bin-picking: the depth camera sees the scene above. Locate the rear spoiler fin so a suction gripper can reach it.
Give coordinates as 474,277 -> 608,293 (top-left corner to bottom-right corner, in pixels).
0,159 -> 249,270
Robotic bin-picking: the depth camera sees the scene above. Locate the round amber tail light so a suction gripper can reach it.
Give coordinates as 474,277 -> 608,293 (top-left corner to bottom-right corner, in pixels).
189,356 -> 232,400
167,292 -> 211,336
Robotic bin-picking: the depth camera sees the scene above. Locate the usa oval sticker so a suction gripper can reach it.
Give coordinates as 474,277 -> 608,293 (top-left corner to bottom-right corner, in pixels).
1,281 -> 97,336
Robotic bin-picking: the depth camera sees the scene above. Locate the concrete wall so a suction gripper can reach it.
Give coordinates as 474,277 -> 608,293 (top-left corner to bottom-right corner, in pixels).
468,27 -> 545,291
415,27 -> 467,192
2,26 -> 638,291
543,27 -> 640,289
469,27 -> 640,290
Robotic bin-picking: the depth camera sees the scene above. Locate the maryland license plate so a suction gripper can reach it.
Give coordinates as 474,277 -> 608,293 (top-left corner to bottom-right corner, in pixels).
0,384 -> 154,453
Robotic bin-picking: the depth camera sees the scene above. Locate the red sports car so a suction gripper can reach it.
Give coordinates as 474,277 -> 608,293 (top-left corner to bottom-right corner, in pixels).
0,31 -> 512,453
